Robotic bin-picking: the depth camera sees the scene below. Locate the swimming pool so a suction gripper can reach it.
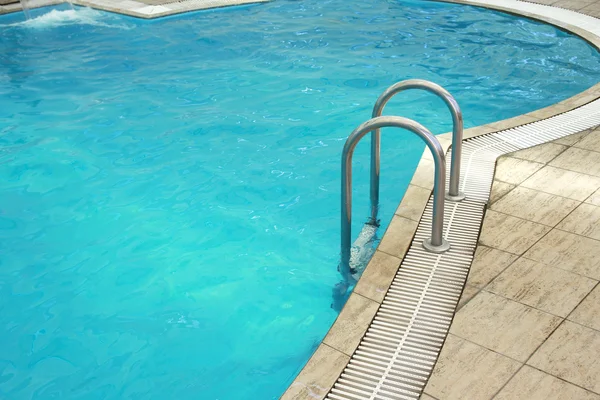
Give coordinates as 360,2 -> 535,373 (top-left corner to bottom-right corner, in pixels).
0,0 -> 599,398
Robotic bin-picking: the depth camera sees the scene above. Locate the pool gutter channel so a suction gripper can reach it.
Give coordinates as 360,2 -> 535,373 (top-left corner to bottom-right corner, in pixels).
283,1 -> 600,398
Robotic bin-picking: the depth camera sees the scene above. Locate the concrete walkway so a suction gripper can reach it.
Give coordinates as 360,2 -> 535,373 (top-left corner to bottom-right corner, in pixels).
423,126 -> 600,399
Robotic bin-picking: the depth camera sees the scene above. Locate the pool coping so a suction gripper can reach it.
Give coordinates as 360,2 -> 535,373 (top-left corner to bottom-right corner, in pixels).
281,1 -> 600,399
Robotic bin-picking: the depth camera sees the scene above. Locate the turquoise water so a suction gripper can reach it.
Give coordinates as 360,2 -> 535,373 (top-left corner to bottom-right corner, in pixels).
1,0 -> 599,398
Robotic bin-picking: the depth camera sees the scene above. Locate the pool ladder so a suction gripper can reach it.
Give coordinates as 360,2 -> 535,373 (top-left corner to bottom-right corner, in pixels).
340,79 -> 465,284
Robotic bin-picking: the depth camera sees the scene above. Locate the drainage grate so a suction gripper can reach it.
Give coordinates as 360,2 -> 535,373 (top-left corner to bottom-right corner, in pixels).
326,97 -> 600,400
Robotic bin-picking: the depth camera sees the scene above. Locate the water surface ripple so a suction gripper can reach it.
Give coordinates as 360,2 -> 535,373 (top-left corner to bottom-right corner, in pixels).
0,1 -> 599,399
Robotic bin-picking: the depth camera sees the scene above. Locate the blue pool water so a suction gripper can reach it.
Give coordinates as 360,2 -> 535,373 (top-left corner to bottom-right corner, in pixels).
1,1 -> 599,398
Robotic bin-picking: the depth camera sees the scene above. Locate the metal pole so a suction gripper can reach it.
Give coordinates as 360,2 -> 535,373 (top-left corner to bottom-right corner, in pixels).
370,80 -> 465,224
342,116 -> 450,283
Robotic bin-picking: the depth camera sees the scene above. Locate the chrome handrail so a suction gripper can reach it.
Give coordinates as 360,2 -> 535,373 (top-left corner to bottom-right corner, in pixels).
369,79 -> 465,224
341,116 -> 450,283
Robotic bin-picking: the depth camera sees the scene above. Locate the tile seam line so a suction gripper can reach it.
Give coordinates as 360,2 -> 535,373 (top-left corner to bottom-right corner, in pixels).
489,186 -> 582,214
495,317 -> 584,398
462,245 -> 526,302
484,206 -> 576,228
514,364 -> 600,397
519,254 -> 600,281
480,283 -> 594,319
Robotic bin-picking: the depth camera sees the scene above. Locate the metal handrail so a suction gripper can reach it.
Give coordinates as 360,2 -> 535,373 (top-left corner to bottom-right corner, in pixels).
369,79 -> 465,224
341,116 -> 450,283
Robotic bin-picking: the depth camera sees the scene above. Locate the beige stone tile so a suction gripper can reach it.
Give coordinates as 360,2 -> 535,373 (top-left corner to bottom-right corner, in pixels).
467,245 -> 518,288
587,85 -> 600,96
569,284 -> 600,331
323,293 -> 379,356
581,0 -> 600,10
529,321 -> 600,393
550,147 -> 600,178
450,291 -> 562,361
558,90 -> 600,110
489,180 -> 515,205
422,136 -> 452,162
479,210 -> 551,255
509,142 -> 567,164
420,394 -> 438,400
552,129 -> 591,146
581,6 -> 600,17
281,344 -> 349,400
487,258 -> 596,317
574,129 -> 600,153
524,229 -> 600,280
424,334 -> 521,400
526,102 -> 572,119
411,158 -> 435,190
395,185 -> 431,222
457,284 -> 479,311
436,132 -> 452,142
494,157 -> 544,186
486,114 -> 538,132
462,125 -> 497,140
495,365 -> 600,400
521,166 -> 600,201
586,188 -> 600,206
557,203 -> 600,241
354,250 -> 400,303
378,216 -> 419,259
490,186 -> 580,227
552,0 -> 597,9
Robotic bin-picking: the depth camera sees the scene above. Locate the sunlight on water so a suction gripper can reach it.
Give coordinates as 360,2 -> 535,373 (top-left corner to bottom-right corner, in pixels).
3,7 -> 133,29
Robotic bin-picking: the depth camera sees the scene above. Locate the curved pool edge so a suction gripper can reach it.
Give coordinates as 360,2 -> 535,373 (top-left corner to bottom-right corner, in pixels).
282,1 -> 600,399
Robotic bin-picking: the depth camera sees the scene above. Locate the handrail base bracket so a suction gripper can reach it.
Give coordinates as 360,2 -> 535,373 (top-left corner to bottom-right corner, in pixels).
445,191 -> 466,202
422,238 -> 451,253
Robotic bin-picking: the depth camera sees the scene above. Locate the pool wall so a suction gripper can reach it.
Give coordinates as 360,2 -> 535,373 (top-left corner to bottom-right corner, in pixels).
282,1 -> 600,398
